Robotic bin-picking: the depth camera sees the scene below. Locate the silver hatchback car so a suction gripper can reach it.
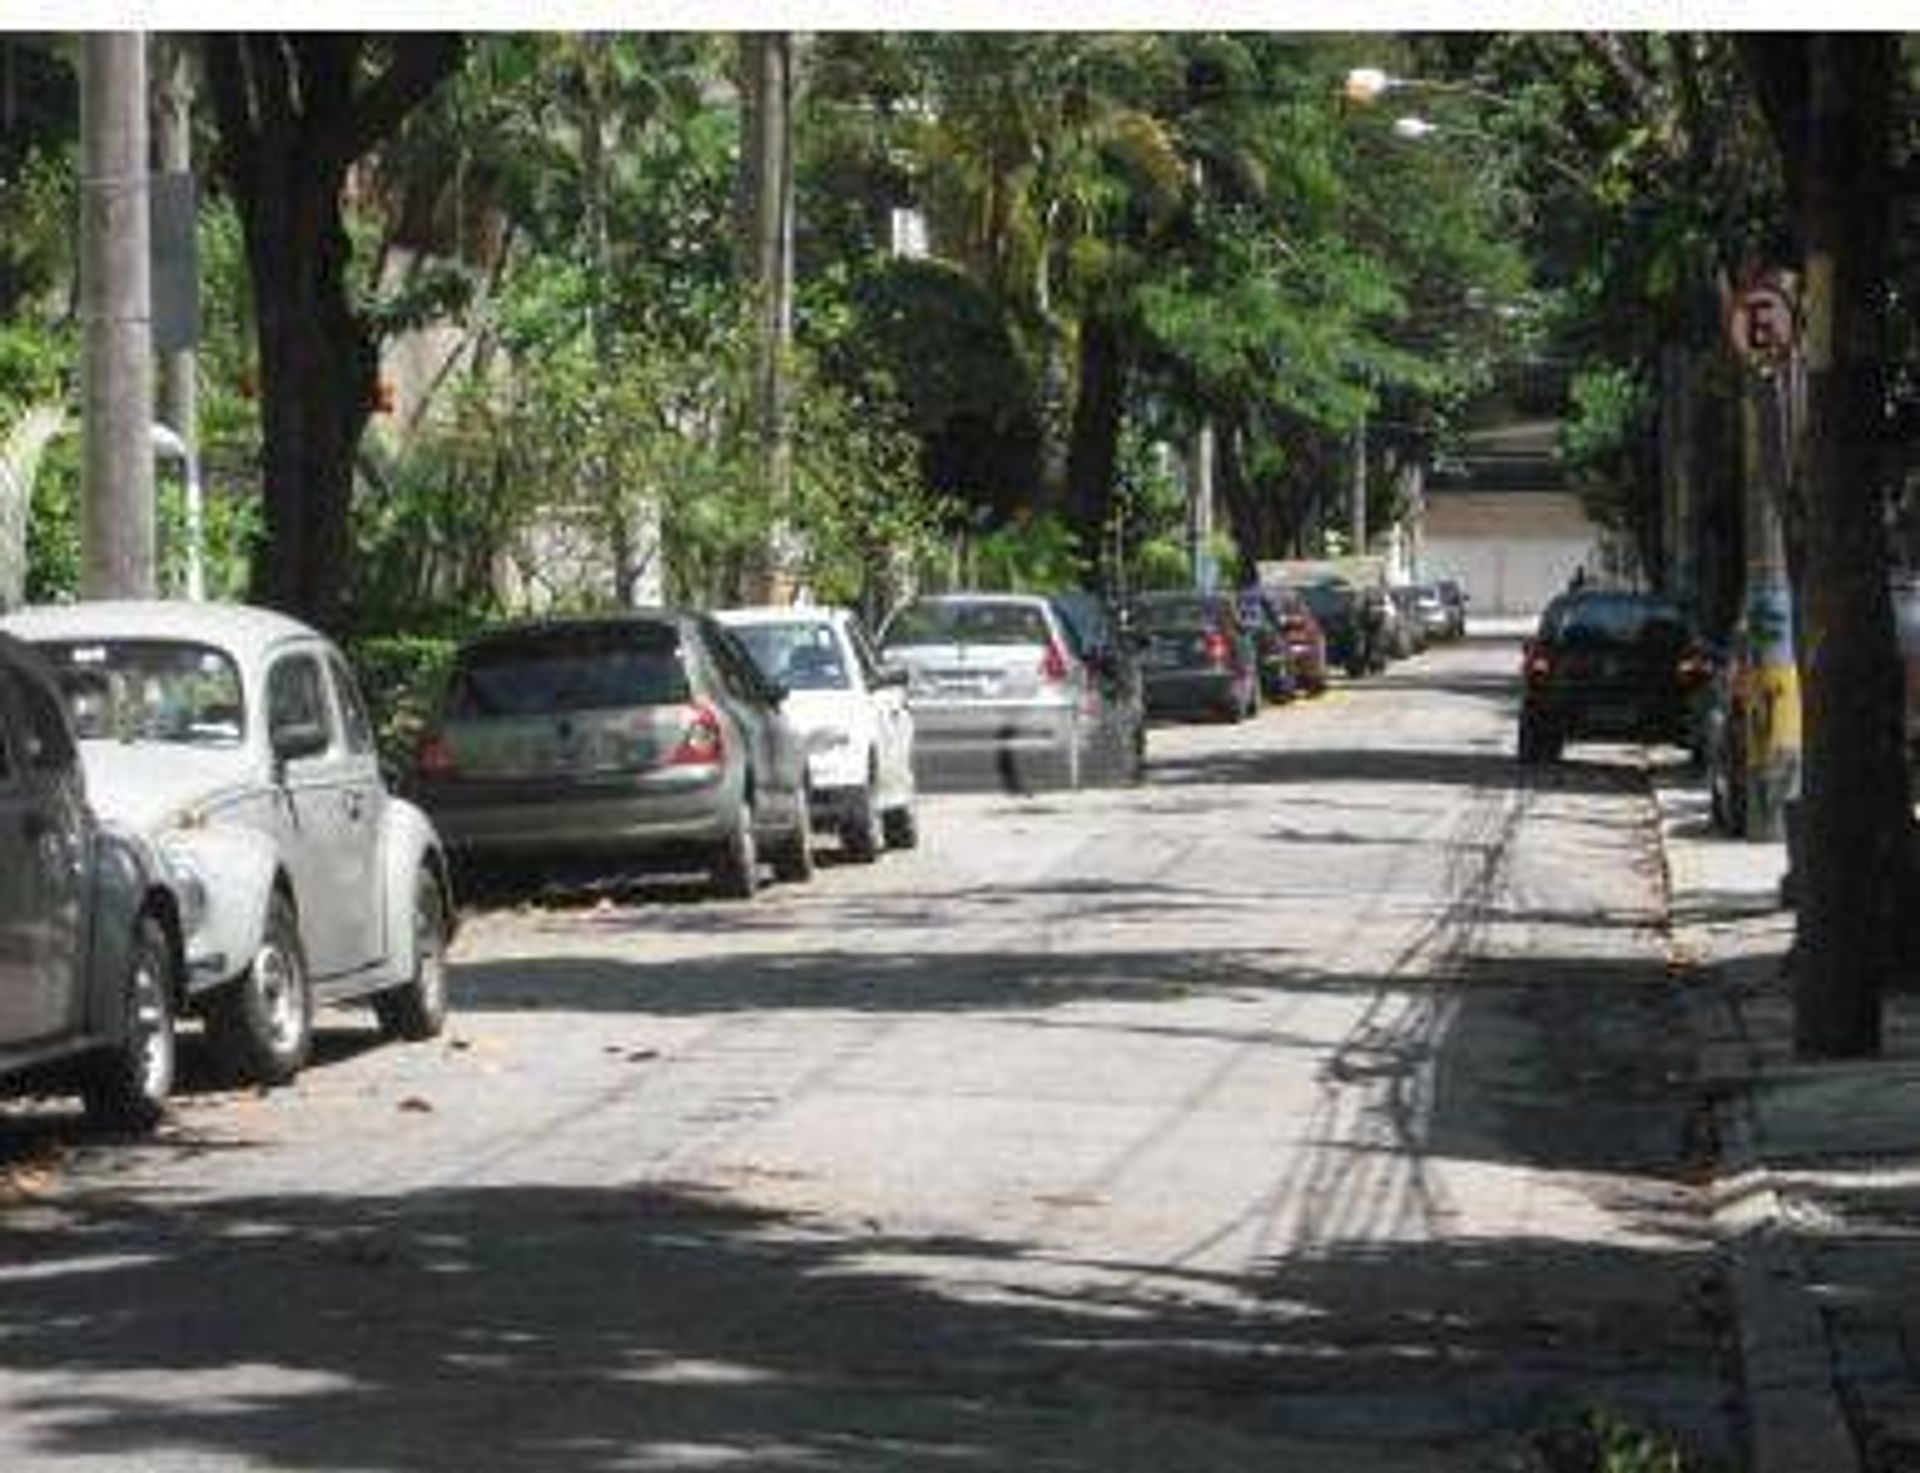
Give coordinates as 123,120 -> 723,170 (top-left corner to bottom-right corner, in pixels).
413,613 -> 814,899
879,593 -> 1140,790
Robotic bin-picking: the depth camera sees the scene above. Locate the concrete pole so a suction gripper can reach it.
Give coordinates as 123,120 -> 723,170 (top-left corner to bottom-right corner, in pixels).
80,32 -> 155,598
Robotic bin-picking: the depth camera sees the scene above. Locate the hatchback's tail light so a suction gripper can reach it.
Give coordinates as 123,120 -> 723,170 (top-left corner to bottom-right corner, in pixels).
668,702 -> 726,765
1040,641 -> 1071,684
1202,630 -> 1231,668
1676,648 -> 1713,688
416,728 -> 458,780
1522,641 -> 1553,686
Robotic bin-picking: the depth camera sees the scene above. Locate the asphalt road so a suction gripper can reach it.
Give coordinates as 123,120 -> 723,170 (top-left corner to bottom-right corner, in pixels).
0,635 -> 1738,1472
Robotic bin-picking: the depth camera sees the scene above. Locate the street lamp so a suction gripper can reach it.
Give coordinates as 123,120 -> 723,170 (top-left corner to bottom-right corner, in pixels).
1342,66 -> 1516,114
1387,113 -> 1595,192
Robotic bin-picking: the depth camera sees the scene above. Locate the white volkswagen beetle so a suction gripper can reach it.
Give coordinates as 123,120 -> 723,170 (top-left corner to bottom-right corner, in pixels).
715,605 -> 918,861
0,601 -> 454,1086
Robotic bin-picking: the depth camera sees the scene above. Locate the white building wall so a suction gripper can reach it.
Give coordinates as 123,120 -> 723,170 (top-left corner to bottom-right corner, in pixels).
1420,490 -> 1610,618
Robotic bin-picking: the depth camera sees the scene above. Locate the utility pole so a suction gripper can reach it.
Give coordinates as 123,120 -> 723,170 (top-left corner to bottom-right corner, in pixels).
80,31 -> 156,598
1189,420 -> 1216,592
1730,270 -> 1803,843
1349,416 -> 1368,558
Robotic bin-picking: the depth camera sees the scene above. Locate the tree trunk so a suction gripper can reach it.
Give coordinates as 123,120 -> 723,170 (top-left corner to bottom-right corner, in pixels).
202,35 -> 461,634
1064,312 -> 1124,582
1746,34 -> 1910,1058
243,158 -> 374,631
1217,418 -> 1274,584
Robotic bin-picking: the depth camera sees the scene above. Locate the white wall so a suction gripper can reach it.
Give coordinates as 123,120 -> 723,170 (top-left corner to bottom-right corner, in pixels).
1420,491 -> 1609,618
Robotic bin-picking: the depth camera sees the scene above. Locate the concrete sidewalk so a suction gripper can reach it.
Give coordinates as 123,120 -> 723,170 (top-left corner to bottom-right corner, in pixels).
1655,770 -> 1920,1473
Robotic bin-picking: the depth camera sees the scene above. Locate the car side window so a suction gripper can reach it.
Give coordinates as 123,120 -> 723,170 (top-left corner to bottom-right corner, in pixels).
702,626 -> 768,706
267,654 -> 334,751
4,667 -> 75,776
326,653 -> 375,757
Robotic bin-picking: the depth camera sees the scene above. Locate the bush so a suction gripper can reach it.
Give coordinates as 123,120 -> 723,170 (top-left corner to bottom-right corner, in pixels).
347,633 -> 461,773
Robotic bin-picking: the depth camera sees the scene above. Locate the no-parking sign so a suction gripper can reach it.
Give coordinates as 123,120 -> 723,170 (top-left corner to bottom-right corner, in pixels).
1729,272 -> 1799,365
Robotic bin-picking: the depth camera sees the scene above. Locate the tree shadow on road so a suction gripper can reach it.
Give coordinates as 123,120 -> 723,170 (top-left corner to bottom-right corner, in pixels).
0,1171 -> 1736,1472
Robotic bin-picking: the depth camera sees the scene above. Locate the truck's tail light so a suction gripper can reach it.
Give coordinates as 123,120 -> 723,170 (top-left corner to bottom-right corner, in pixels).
1203,630 -> 1231,668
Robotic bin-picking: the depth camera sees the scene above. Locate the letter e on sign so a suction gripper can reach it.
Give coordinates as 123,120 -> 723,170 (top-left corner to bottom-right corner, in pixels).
1730,275 -> 1799,366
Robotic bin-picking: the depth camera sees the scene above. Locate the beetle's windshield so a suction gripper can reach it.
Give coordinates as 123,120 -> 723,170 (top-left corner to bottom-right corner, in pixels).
33,639 -> 247,747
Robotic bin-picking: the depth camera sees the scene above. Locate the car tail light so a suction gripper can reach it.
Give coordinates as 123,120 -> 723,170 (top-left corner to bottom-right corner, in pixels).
668,702 -> 726,765
416,729 -> 458,780
1676,649 -> 1713,688
1202,630 -> 1231,668
1522,641 -> 1553,686
1040,641 -> 1071,684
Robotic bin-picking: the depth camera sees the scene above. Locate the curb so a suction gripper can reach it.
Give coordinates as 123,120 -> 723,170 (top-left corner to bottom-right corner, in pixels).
1652,772 -> 1862,1473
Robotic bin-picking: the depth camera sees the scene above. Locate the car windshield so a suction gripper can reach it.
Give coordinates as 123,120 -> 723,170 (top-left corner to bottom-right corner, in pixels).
884,601 -> 1050,647
445,623 -> 690,717
1132,595 -> 1218,631
35,639 -> 246,746
730,621 -> 851,691
1545,595 -> 1689,650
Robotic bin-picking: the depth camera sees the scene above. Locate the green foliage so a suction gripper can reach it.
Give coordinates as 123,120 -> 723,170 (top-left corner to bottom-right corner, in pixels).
25,439 -> 79,603
347,633 -> 460,769
970,512 -> 1088,592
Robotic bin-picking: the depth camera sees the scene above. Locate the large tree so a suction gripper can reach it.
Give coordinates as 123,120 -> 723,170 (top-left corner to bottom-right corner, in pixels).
202,33 -> 462,631
1743,34 -> 1913,1057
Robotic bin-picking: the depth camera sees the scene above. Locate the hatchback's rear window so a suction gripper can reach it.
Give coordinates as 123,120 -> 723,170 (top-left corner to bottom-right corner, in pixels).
884,602 -> 1051,647
445,624 -> 690,717
1545,596 -> 1687,649
1132,595 -> 1218,631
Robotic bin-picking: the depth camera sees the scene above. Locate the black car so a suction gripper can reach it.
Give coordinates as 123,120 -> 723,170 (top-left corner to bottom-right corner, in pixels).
0,633 -> 184,1130
1518,591 -> 1712,764
1126,591 -> 1261,722
1435,579 -> 1469,640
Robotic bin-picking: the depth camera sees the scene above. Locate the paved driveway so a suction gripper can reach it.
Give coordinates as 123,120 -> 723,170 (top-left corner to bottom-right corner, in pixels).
0,637 -> 1736,1471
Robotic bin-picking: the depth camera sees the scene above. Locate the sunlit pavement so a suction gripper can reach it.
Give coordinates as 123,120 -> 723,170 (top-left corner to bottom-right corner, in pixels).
0,636 -> 1738,1472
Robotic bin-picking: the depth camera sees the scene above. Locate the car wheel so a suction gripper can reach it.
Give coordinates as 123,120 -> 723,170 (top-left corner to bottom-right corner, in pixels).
882,798 -> 920,849
1517,717 -> 1561,766
207,890 -> 312,1087
842,778 -> 884,864
711,794 -> 760,899
374,870 -> 451,1042
770,786 -> 816,884
82,914 -> 176,1133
